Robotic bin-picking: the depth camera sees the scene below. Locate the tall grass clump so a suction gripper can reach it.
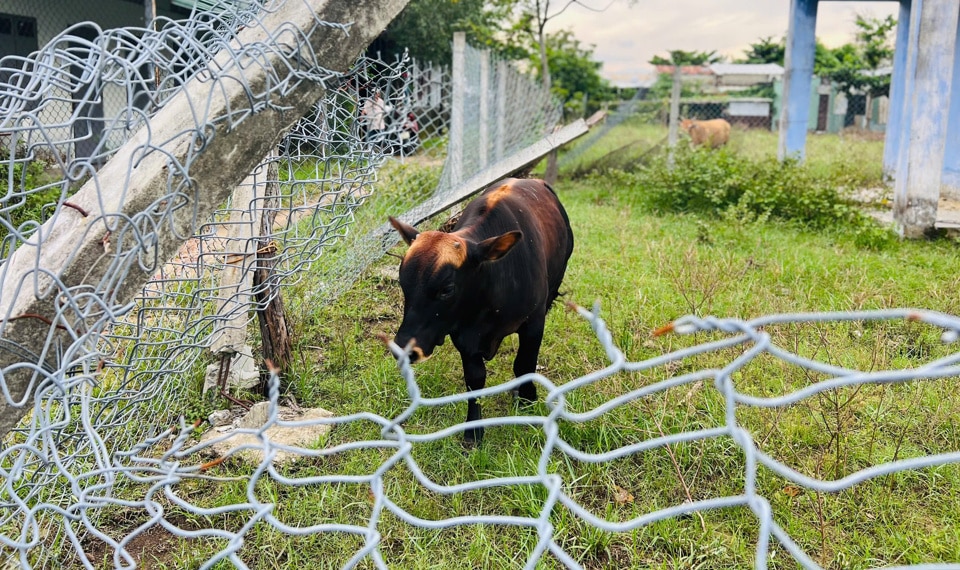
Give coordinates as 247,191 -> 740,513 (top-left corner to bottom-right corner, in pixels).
601,146 -> 896,249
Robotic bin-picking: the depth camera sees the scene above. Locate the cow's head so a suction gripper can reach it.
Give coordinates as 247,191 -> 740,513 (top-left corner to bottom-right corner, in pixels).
388,216 -> 521,363
679,118 -> 696,132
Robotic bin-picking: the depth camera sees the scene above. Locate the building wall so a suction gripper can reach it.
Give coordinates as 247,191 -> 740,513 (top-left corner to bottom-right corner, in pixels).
0,0 -> 182,51
1,0 -> 185,161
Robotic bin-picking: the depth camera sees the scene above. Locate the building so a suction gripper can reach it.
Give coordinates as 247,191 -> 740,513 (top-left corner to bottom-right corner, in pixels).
708,63 -> 784,93
772,74 -> 891,134
653,63 -> 783,95
0,1 -> 233,163
0,1 -> 197,58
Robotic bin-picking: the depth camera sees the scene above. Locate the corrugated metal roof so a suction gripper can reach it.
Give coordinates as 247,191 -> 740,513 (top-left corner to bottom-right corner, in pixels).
709,63 -> 784,76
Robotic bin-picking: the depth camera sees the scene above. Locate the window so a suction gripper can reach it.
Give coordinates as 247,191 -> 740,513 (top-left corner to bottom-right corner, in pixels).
0,14 -> 38,59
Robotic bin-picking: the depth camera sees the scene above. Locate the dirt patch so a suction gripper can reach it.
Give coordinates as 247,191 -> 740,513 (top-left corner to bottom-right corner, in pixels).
80,517 -> 191,569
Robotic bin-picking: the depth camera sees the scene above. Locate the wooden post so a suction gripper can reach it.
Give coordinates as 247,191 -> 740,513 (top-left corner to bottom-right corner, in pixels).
496,60 -> 507,163
253,152 -> 292,376
479,49 -> 490,169
778,0 -> 819,162
449,32 -> 466,185
893,0 -> 960,237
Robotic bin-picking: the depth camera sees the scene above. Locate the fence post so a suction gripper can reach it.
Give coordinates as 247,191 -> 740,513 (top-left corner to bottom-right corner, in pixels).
253,151 -> 293,375
479,49 -> 490,169
496,59 -> 507,163
893,0 -> 959,237
667,64 -> 682,167
449,32 -> 465,185
209,173 -> 257,356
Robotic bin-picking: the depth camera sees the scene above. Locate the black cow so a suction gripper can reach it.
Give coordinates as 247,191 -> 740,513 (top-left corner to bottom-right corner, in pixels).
388,177 -> 574,443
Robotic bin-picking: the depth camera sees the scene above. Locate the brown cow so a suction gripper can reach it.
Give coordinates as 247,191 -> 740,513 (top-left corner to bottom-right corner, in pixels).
679,118 -> 731,149
388,178 -> 574,444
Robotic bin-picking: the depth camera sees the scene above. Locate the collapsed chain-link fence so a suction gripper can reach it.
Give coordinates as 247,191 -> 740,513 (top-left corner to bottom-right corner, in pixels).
1,2 -> 948,569
0,0 -> 566,567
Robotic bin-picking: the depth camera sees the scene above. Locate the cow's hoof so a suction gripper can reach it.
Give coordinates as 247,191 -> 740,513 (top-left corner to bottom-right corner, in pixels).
463,426 -> 485,447
512,386 -> 538,406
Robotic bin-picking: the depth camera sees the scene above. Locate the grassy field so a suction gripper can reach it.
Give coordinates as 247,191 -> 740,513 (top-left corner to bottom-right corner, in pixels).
91,126 -> 960,569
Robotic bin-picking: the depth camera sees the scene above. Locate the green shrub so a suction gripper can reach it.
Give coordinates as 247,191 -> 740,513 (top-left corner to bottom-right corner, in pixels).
603,146 -> 896,248
0,150 -> 62,255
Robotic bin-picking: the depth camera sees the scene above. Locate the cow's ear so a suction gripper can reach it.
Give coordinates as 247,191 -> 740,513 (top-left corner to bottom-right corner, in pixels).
477,231 -> 522,262
389,216 -> 419,245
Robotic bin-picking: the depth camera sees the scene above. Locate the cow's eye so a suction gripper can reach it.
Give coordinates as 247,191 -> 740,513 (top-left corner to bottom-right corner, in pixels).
437,283 -> 455,300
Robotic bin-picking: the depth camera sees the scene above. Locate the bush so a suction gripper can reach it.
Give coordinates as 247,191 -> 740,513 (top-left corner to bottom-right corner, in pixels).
0,149 -> 61,255
602,146 -> 896,248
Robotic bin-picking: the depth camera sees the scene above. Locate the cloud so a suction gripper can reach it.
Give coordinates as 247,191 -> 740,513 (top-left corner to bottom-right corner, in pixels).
548,0 -> 899,78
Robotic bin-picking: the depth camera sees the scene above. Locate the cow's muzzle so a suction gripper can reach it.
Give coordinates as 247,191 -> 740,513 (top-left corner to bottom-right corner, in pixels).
408,344 -> 429,364
388,336 -> 433,364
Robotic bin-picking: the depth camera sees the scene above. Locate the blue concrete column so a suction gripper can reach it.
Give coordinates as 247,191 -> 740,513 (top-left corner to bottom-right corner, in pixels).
778,0 -> 819,162
882,0 -> 913,178
893,0 -> 960,237
940,14 -> 960,198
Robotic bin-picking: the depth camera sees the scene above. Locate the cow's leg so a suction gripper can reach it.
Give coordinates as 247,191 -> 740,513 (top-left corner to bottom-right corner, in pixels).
514,316 -> 545,403
461,352 -> 486,444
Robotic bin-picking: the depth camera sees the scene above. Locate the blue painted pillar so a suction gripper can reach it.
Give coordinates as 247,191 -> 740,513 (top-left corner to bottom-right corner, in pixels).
778,0 -> 819,162
882,0 -> 913,178
940,14 -> 960,197
893,0 -> 960,237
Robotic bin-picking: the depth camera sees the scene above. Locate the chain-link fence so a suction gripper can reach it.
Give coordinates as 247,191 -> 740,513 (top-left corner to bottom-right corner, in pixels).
2,1 -> 946,569
0,0 -> 567,567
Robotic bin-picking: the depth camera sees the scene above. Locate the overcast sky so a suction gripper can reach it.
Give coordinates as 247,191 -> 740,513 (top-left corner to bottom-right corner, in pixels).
547,0 -> 900,85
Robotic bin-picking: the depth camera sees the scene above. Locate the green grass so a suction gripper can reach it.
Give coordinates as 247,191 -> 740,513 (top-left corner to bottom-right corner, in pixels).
96,134 -> 960,569
101,149 -> 960,568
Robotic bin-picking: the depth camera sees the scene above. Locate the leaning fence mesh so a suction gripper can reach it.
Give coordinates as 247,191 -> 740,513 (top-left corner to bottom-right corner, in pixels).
0,1 -> 956,569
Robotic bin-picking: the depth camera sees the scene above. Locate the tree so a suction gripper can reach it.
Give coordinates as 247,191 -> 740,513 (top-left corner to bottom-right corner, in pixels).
648,50 -> 723,67
531,30 -> 612,116
739,36 -> 785,65
366,0 -> 497,64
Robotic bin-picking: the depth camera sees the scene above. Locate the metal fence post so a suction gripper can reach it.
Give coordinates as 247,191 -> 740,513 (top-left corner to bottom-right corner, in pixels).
479,49 -> 490,169
449,32 -> 465,185
667,64 -> 682,167
496,59 -> 507,164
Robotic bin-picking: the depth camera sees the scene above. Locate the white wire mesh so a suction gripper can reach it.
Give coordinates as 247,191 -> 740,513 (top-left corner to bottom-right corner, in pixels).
2,2 -> 954,570
0,0 -> 400,566
0,1 -> 565,567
